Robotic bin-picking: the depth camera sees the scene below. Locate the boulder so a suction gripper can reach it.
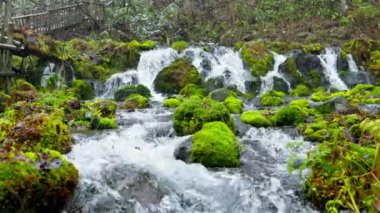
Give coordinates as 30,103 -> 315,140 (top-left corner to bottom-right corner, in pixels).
206,76 -> 225,92
315,96 -> 353,114
174,137 -> 193,163
210,88 -> 234,102
114,84 -> 151,102
273,77 -> 290,93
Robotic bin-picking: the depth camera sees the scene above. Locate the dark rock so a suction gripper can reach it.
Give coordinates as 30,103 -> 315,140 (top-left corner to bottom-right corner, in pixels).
343,72 -> 370,88
273,77 -> 290,93
174,137 -> 193,163
245,77 -> 261,95
183,50 -> 195,61
315,96 -> 352,114
210,88 -> 232,102
206,76 -> 225,92
201,58 -> 212,72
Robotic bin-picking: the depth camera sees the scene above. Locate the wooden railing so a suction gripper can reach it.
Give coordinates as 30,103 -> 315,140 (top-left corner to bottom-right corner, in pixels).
12,2 -> 107,34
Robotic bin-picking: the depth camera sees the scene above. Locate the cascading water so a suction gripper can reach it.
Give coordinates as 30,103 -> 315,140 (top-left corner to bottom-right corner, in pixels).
102,70 -> 138,98
41,63 -> 56,87
185,47 -> 253,93
318,48 -> 348,90
259,52 -> 290,94
65,106 -> 315,212
347,54 -> 360,73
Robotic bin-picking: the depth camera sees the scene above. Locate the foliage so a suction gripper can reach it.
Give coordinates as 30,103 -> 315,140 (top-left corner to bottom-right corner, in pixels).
70,80 -> 95,100
290,85 -> 311,97
171,41 -> 189,52
271,106 -> 307,126
191,122 -> 241,167
241,41 -> 274,77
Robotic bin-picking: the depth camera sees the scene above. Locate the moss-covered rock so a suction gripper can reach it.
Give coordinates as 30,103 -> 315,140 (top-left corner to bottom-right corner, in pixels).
241,110 -> 271,127
241,41 -> 274,77
114,84 -> 151,102
290,84 -> 311,97
191,122 -> 240,167
71,80 -> 95,100
91,117 -> 118,130
260,90 -> 285,107
11,79 -> 38,102
179,84 -> 207,98
289,99 -> 311,109
271,106 -> 307,126
90,99 -> 118,118
4,113 -> 71,153
140,40 -> 157,50
210,88 -> 236,102
154,59 -> 201,94
171,41 -> 189,52
122,94 -> 149,110
0,149 -> 78,212
173,98 -> 234,135
224,96 -> 243,114
163,98 -> 181,108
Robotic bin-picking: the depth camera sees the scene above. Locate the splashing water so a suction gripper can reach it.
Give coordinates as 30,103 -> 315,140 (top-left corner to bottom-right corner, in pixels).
102,70 -> 138,98
185,46 -> 253,93
347,54 -> 360,73
260,52 -> 290,94
318,48 -> 348,90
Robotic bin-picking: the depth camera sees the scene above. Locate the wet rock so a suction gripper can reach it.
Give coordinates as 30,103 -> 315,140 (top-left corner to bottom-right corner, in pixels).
359,104 -> 380,116
245,77 -> 261,95
233,115 -> 251,137
206,76 -> 225,92
183,50 -> 195,61
273,77 -> 289,93
343,72 -> 370,88
174,137 -> 193,163
315,96 -> 353,114
201,58 -> 212,72
210,88 -> 232,102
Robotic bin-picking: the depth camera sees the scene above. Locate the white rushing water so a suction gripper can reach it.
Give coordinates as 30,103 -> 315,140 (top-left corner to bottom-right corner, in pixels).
318,48 -> 348,90
102,46 -> 253,99
184,46 -> 253,93
347,54 -> 360,73
259,52 -> 290,94
65,106 -> 315,212
41,63 -> 56,87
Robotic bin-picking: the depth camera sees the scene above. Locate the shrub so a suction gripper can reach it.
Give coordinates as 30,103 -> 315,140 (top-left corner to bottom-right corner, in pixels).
71,80 -> 95,100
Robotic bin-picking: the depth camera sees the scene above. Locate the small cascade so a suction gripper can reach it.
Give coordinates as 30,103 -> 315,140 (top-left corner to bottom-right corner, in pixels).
318,48 -> 348,90
41,63 -> 56,87
259,52 -> 289,94
347,54 -> 360,73
137,48 -> 179,99
186,46 -> 252,93
102,70 -> 138,98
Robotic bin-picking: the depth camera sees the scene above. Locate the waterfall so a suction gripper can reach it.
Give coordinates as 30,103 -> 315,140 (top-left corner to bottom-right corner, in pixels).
259,52 -> 290,94
185,46 -> 253,93
347,54 -> 360,73
41,63 -> 56,87
318,48 -> 348,90
137,48 -> 179,99
102,70 -> 138,98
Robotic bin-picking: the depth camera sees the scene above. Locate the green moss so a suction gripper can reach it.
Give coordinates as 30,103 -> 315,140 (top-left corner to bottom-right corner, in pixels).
70,80 -> 95,100
260,90 -> 285,107
223,96 -> 243,114
241,41 -> 274,77
90,99 -> 118,118
302,43 -> 323,54
4,113 -> 71,153
140,40 -> 157,50
171,41 -> 189,52
163,98 -> 181,108
0,149 -> 78,212
179,84 -> 207,98
271,106 -> 307,126
173,98 -> 234,135
290,84 -> 311,97
94,117 -> 118,130
191,122 -> 240,167
241,110 -> 271,127
122,94 -> 150,110
114,84 -> 151,101
289,99 -> 311,108
154,59 -> 201,94
310,87 -> 330,102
